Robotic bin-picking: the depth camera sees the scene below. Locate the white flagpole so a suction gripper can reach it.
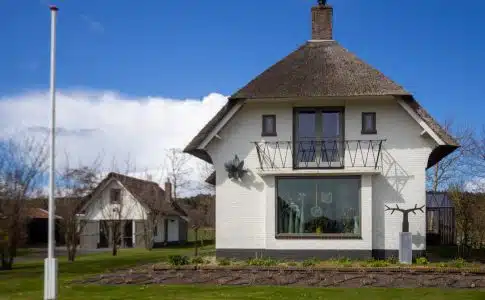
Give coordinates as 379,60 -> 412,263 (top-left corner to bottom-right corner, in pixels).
44,5 -> 58,300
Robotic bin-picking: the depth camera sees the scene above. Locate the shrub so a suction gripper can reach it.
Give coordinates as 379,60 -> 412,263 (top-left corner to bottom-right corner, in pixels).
286,261 -> 298,267
365,259 -> 389,267
218,258 -> 231,266
337,257 -> 352,266
386,256 -> 399,264
191,256 -> 205,265
415,257 -> 429,265
451,258 -> 466,268
302,257 -> 319,267
168,255 -> 190,266
247,258 -> 278,267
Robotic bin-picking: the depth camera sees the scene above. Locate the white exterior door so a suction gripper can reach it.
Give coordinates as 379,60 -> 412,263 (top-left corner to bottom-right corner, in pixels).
167,218 -> 179,242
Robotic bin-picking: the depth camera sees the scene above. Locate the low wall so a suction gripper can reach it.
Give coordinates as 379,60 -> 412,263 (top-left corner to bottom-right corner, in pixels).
77,266 -> 485,288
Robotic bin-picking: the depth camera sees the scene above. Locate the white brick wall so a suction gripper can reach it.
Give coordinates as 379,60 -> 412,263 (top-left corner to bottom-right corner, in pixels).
206,98 -> 435,251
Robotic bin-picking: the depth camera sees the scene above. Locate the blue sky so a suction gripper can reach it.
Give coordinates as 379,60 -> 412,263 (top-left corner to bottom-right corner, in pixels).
1,0 -> 485,127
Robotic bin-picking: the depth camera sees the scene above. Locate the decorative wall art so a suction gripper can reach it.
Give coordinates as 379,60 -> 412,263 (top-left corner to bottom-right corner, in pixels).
224,155 -> 247,180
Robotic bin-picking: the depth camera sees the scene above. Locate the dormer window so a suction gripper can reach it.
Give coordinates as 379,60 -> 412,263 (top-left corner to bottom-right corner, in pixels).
110,188 -> 121,204
262,115 -> 277,136
362,112 -> 377,134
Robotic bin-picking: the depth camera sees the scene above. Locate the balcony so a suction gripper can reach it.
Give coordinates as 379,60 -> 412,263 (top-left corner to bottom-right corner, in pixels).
253,139 -> 386,174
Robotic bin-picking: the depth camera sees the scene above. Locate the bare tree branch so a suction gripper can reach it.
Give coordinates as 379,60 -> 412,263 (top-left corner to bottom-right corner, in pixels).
165,148 -> 192,199
0,135 -> 48,270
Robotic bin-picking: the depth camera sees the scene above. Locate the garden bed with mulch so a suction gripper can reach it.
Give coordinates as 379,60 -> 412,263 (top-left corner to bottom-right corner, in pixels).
74,265 -> 485,288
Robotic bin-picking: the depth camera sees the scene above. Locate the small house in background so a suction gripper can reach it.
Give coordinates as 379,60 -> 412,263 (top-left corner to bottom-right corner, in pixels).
77,172 -> 188,249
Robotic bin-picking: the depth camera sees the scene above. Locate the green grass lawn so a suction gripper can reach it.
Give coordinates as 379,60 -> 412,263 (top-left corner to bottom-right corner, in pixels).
0,245 -> 484,300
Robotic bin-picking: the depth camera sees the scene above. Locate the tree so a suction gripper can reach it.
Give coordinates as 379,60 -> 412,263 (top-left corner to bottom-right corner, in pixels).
467,126 -> 485,187
448,184 -> 479,258
137,170 -> 166,251
426,120 -> 474,192
98,185 -> 138,256
197,161 -> 215,195
56,154 -> 101,262
180,193 -> 215,256
93,159 -> 139,256
0,136 -> 47,269
165,148 -> 191,200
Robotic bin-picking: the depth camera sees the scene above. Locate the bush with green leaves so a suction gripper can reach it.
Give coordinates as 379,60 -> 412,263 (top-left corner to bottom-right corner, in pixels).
386,256 -> 399,264
415,257 -> 429,265
286,261 -> 298,267
191,256 -> 205,265
247,257 -> 278,267
337,257 -> 352,266
218,258 -> 231,266
451,258 -> 466,268
365,259 -> 389,267
302,257 -> 319,267
168,255 -> 190,266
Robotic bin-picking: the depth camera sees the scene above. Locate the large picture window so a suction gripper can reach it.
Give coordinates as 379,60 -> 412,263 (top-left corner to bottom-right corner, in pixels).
276,177 -> 361,238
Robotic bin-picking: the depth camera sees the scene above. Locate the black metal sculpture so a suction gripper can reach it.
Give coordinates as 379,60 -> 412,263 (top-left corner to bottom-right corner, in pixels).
224,155 -> 247,180
318,0 -> 327,6
385,204 -> 424,232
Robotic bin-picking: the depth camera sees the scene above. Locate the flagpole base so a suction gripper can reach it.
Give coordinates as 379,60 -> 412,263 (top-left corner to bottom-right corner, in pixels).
44,258 -> 58,300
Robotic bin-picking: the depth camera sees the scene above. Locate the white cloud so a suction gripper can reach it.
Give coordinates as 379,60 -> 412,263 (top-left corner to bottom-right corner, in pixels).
465,177 -> 485,193
0,90 -> 227,194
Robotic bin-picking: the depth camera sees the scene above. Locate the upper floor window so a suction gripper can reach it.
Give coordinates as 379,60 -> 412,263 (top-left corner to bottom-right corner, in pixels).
110,188 -> 121,204
361,112 -> 377,134
294,107 -> 344,168
262,115 -> 277,136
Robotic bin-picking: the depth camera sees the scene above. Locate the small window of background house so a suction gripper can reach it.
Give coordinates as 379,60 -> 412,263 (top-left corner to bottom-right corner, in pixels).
262,115 -> 277,136
362,112 -> 377,134
110,188 -> 121,204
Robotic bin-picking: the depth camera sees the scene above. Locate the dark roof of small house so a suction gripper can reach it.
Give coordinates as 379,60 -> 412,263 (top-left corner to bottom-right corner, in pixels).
25,208 -> 62,219
184,41 -> 459,168
80,172 -> 186,217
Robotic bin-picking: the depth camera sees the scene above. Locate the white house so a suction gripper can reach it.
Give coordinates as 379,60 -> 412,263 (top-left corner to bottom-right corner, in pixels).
184,2 -> 459,260
78,172 -> 188,249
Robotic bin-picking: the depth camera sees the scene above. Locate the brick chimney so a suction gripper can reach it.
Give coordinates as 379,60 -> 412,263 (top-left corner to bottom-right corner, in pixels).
312,1 -> 333,40
164,180 -> 172,202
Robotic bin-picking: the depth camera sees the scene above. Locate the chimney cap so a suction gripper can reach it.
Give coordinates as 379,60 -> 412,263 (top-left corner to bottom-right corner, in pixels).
49,5 -> 59,11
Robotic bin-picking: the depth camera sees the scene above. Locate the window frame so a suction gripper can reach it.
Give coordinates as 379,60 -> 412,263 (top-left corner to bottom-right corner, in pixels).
110,188 -> 121,204
361,112 -> 377,134
261,114 -> 277,137
275,176 -> 362,240
292,107 -> 345,169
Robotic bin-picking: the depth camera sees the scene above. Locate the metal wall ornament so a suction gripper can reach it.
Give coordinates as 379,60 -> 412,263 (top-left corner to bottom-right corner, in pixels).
385,204 -> 425,232
224,155 -> 248,180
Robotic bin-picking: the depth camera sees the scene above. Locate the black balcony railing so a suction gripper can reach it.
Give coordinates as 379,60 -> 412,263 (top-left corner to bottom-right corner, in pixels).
253,139 -> 386,170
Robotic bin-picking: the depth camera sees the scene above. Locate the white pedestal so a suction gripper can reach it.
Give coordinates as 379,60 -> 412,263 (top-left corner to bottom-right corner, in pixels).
44,258 -> 58,300
399,232 -> 412,264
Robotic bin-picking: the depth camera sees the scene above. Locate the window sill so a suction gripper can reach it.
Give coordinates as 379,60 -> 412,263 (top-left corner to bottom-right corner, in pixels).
262,132 -> 277,137
275,234 -> 362,240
